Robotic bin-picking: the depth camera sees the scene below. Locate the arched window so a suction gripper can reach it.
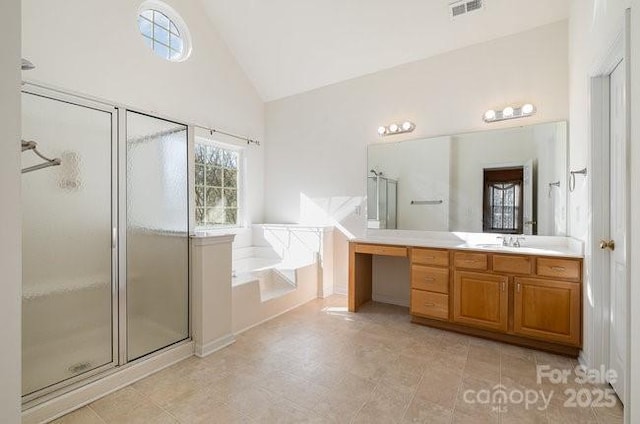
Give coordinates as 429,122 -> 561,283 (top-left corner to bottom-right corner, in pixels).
137,1 -> 192,62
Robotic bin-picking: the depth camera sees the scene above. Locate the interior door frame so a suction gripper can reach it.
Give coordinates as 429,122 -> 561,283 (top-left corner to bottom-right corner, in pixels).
588,8 -> 631,413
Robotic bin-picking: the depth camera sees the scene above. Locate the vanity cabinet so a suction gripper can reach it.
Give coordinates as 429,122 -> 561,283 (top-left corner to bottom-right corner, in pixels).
453,252 -> 488,270
513,277 -> 581,346
453,271 -> 509,332
410,248 -> 450,321
350,240 -> 583,356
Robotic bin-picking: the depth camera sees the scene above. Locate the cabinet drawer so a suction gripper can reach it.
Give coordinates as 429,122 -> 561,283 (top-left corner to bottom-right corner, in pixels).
492,255 -> 533,275
411,265 -> 449,294
412,248 -> 449,267
454,252 -> 488,270
354,243 -> 407,257
411,290 -> 449,320
537,258 -> 581,280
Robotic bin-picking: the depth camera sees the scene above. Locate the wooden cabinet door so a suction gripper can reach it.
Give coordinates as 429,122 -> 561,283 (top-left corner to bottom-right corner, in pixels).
513,278 -> 581,346
453,271 -> 508,332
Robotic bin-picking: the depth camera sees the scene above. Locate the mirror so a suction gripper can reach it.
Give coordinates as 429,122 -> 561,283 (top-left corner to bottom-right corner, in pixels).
367,121 -> 567,236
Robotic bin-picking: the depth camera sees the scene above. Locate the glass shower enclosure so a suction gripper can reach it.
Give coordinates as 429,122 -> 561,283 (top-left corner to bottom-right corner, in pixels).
367,175 -> 398,229
21,86 -> 190,403
125,111 -> 189,361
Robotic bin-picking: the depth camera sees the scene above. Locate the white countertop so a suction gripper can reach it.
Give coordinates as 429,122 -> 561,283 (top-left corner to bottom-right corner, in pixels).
352,230 -> 584,258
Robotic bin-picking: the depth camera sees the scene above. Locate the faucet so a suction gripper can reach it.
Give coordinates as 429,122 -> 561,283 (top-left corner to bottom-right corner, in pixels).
497,236 -> 510,247
496,236 -> 525,247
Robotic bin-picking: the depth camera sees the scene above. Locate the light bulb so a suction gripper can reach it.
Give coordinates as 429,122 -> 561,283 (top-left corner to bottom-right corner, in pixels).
402,121 -> 414,131
503,107 -> 514,118
389,123 -> 399,133
484,110 -> 496,121
522,104 -> 534,115
377,126 -> 387,136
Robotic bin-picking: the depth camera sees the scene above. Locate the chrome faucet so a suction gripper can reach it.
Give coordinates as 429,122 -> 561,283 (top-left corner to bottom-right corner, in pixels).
496,236 -> 525,247
513,237 -> 526,248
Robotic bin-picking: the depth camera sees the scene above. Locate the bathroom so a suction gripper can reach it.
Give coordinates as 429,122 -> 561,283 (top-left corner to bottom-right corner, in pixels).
1,0 -> 640,423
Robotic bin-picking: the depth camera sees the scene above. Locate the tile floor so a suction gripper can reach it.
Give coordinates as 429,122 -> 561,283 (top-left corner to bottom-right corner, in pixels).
54,296 -> 623,423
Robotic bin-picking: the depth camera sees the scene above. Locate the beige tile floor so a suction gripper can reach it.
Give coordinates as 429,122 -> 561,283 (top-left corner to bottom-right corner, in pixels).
53,296 -> 624,424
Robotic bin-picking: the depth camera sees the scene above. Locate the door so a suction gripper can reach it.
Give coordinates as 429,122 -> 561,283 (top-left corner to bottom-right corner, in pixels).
607,60 -> 627,399
513,278 -> 581,346
453,271 -> 508,332
125,111 -> 190,361
21,91 -> 116,398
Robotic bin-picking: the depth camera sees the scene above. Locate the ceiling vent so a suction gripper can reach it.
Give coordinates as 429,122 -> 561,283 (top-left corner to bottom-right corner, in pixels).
450,0 -> 483,18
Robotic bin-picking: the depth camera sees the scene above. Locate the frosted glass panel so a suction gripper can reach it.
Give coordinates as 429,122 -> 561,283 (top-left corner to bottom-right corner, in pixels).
126,112 -> 189,361
387,181 -> 397,230
367,177 -> 378,220
378,178 -> 388,228
21,93 -> 114,396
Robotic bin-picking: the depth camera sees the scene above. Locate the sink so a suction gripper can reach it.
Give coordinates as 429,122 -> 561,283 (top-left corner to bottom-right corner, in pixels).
471,243 -> 504,249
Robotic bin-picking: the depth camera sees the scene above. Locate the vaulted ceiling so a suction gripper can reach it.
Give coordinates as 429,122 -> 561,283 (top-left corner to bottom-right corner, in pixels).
200,0 -> 571,101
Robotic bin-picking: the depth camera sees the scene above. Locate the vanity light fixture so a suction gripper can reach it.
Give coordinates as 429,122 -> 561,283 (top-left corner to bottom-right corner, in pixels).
502,107 -> 514,118
484,110 -> 496,121
483,103 -> 536,123
377,121 -> 416,136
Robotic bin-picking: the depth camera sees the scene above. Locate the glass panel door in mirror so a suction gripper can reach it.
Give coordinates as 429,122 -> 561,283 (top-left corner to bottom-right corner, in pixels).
126,111 -> 189,361
21,93 -> 114,396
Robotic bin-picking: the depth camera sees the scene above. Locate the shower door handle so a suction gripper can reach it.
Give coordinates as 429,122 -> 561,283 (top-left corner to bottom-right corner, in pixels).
112,228 -> 117,249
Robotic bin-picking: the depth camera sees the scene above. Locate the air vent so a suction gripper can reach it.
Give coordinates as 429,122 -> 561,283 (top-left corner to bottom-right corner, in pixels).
450,0 -> 483,18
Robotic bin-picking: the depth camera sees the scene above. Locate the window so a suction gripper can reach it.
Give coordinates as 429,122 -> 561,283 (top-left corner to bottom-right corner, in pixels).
483,167 -> 524,234
138,1 -> 191,61
195,142 -> 241,228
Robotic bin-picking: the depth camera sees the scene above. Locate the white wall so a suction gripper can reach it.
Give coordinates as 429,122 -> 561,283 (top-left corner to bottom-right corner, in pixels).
567,0 -> 632,405
21,0 -> 266,224
0,0 -> 22,421
265,21 -> 569,291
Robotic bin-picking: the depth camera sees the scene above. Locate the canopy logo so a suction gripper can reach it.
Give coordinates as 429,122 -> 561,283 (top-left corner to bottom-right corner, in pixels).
462,384 -> 553,413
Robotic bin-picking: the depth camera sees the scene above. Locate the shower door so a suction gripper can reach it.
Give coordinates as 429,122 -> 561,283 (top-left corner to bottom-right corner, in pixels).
21,85 -> 191,403
21,91 -> 117,398
125,111 -> 189,361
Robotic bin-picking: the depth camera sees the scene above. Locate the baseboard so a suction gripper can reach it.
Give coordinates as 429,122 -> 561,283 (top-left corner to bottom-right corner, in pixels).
195,334 -> 236,358
372,294 -> 409,308
318,285 -> 335,298
578,350 -> 591,368
22,342 -> 194,424
333,286 -> 347,296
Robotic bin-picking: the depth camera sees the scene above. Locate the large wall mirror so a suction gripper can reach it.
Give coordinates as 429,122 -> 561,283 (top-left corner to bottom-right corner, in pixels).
367,121 -> 567,236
